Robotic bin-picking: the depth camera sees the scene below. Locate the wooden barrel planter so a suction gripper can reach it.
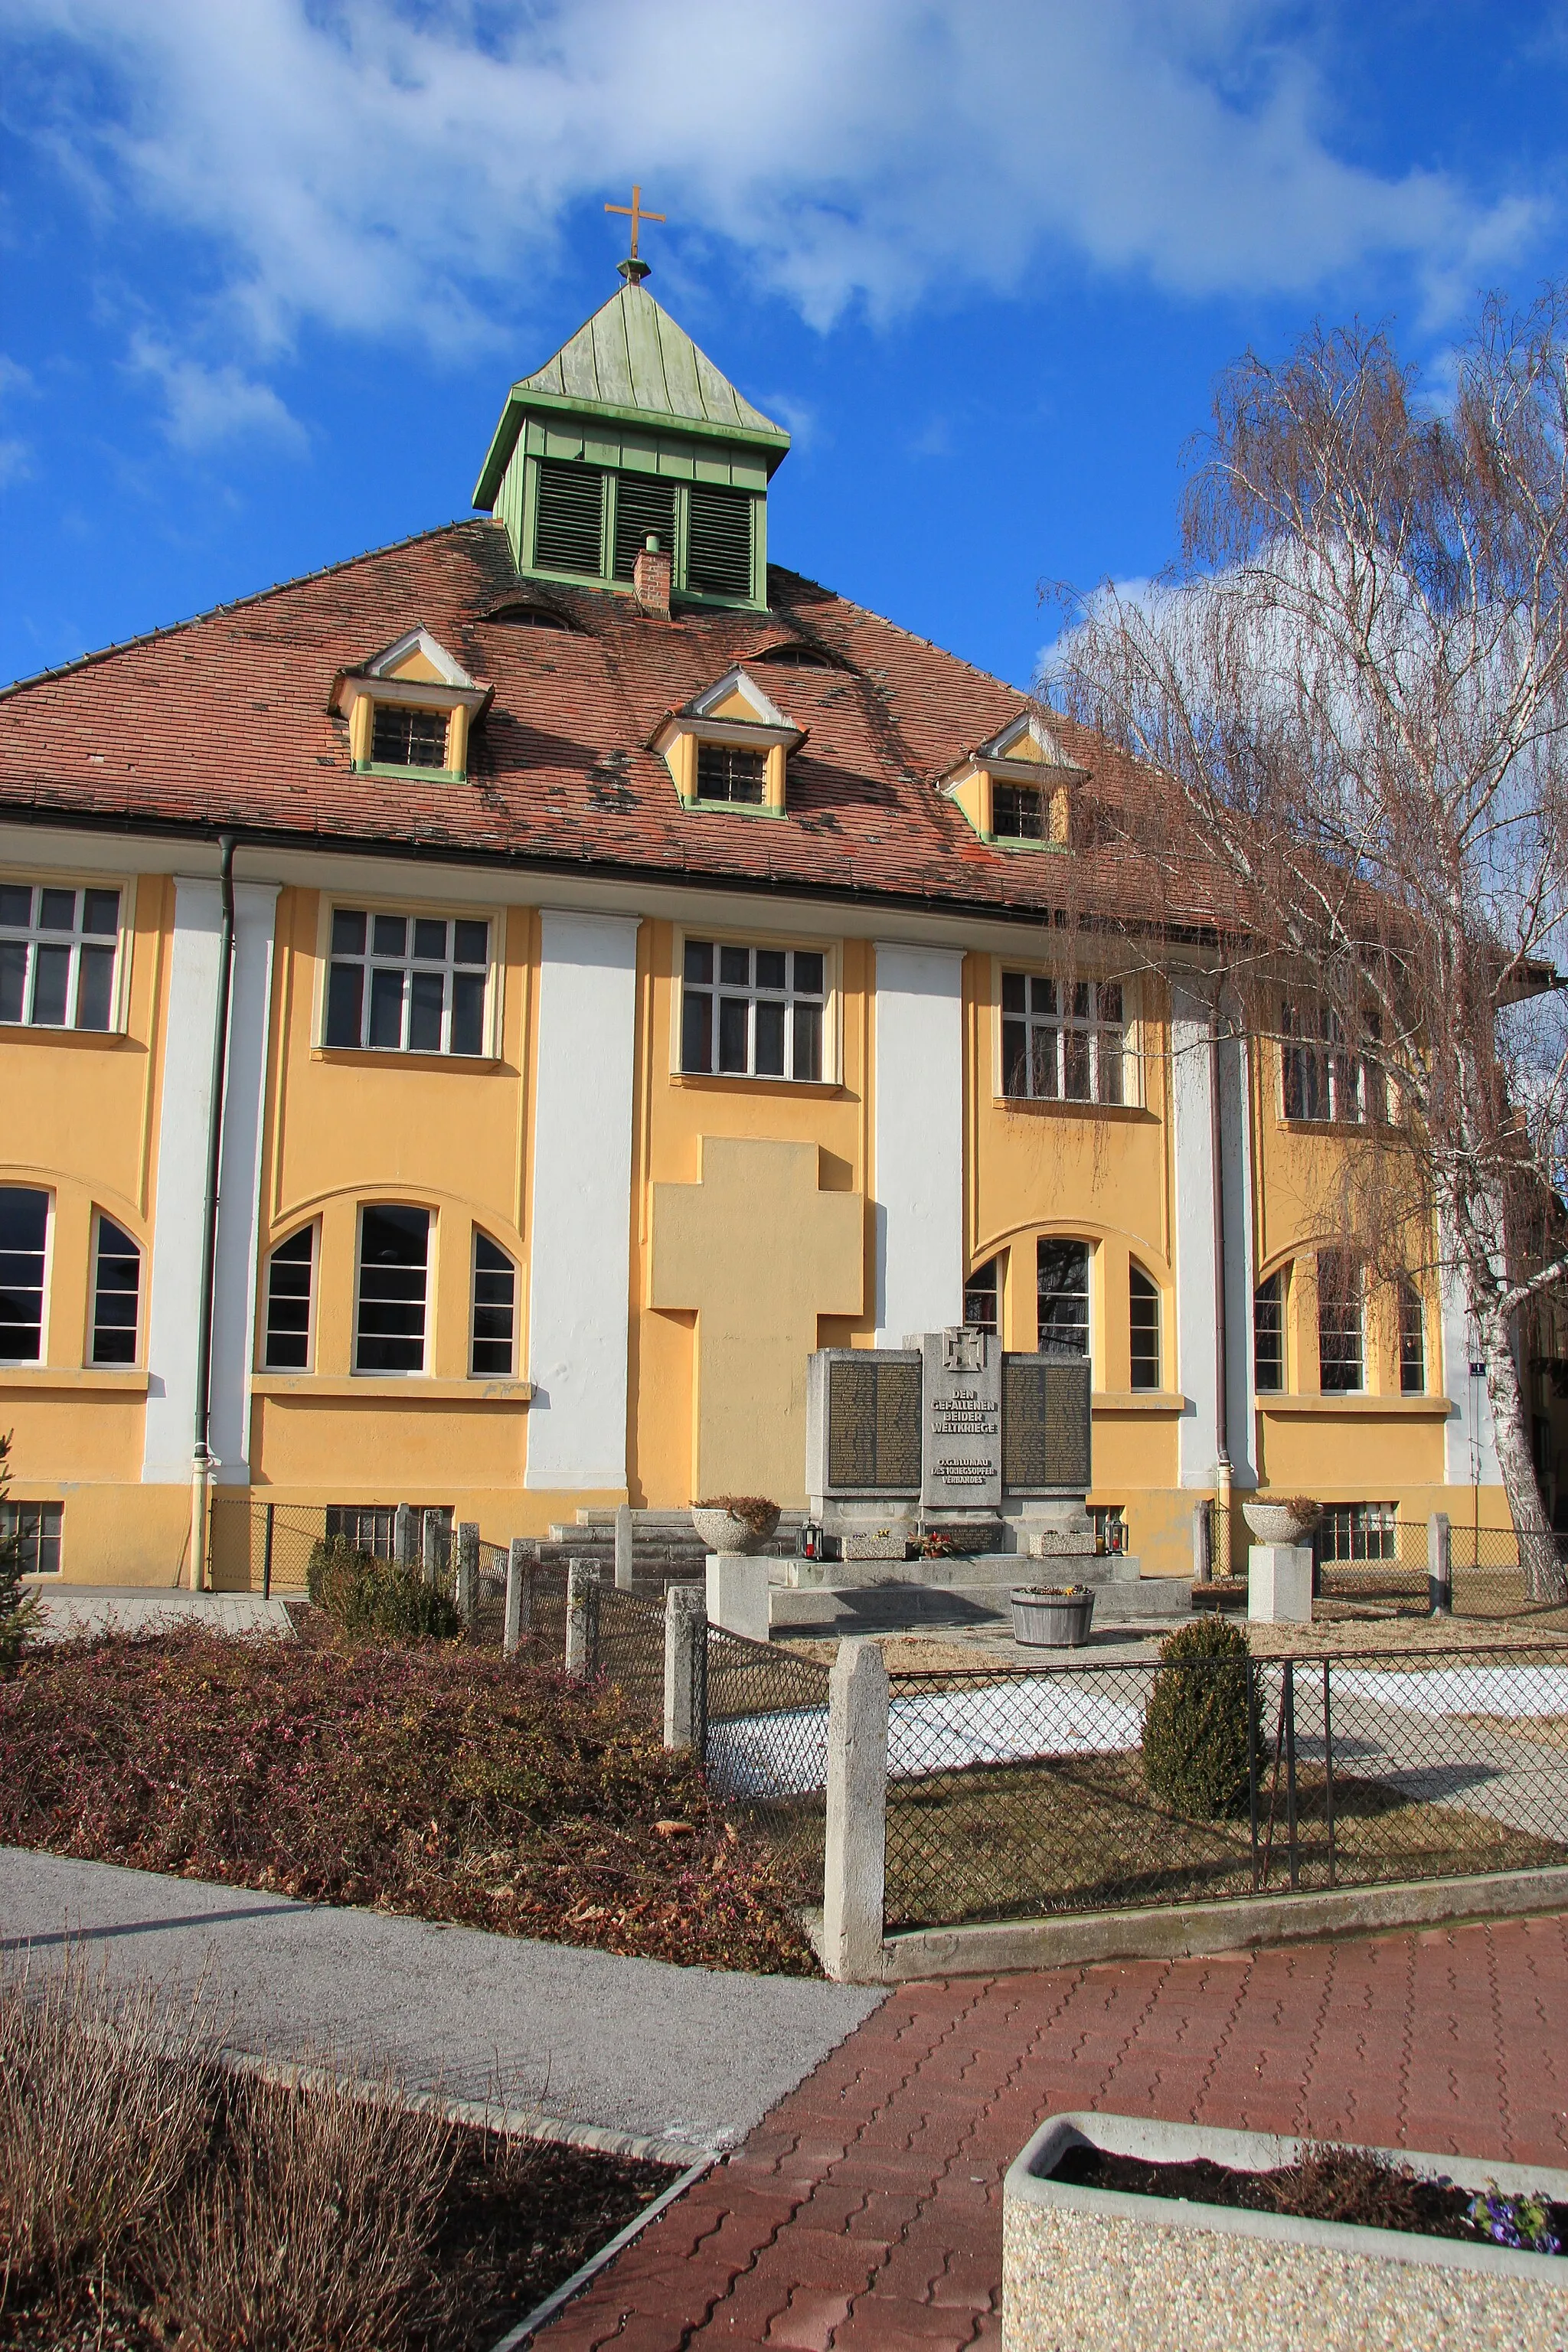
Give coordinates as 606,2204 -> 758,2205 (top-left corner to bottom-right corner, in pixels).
1010,1586 -> 1096,1648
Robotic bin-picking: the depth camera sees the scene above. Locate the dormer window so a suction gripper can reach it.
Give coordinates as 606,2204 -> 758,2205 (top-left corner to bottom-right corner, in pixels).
939,713 -> 1087,851
652,667 -> 805,819
332,628 -> 493,784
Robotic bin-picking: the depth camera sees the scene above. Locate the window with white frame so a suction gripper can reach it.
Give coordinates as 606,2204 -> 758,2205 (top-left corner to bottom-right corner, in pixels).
1254,1269 -> 1286,1393
1002,975 -> 1124,1105
1129,1263 -> 1161,1390
325,910 -> 491,1057
355,1204 -> 430,1374
90,1215 -> 139,1366
964,1255 -> 1001,1336
1317,1251 -> 1364,1392
470,1231 -> 517,1376
263,1226 -> 315,1371
1037,1238 -> 1090,1359
0,883 -> 122,1031
680,940 -> 826,1081
1399,1278 -> 1426,1395
0,1187 -> 48,1363
1282,1003 -> 1385,1124
1,1500 -> 61,1575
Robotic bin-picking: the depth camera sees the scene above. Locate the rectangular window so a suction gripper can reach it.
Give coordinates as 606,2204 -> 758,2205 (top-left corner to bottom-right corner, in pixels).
1002,974 -> 1125,1106
1399,1279 -> 1426,1395
1129,1264 -> 1161,1390
2,1500 -> 61,1576
370,706 -> 449,770
355,1204 -> 430,1375
534,459 -> 606,577
471,1231 -> 517,1377
263,1225 -> 315,1370
694,743 -> 766,805
1037,1238 -> 1090,1359
325,1504 -> 396,1559
1282,1004 -> 1377,1123
680,939 -> 826,1082
0,882 -> 121,1032
1318,1502 -> 1396,1563
90,1215 -> 139,1366
0,1187 -> 48,1363
1317,1252 -> 1364,1392
324,907 -> 490,1057
1253,1270 -> 1285,1393
686,484 -> 753,598
963,1255 -> 1000,1336
991,784 -> 1044,840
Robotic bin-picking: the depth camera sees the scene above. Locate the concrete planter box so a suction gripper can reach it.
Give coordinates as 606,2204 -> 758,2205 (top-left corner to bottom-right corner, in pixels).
1003,2111 -> 1568,2350
1009,1587 -> 1095,1647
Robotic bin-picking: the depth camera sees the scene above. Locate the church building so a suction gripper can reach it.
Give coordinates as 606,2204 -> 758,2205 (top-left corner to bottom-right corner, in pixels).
0,247 -> 1514,1586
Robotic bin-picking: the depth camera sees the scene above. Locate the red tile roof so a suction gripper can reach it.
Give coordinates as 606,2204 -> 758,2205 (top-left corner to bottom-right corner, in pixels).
0,520 -> 1217,932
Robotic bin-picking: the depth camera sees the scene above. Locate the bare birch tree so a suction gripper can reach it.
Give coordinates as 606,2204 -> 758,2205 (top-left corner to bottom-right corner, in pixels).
1048,289 -> 1568,1593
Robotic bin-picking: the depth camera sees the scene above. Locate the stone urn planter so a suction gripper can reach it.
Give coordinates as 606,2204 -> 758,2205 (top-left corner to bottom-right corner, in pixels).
1009,1586 -> 1096,1648
691,1499 -> 779,1556
1243,1497 -> 1320,1547
1002,2110 -> 1568,2352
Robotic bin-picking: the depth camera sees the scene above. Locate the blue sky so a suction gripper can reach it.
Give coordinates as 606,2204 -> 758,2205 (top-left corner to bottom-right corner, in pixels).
3,1 -> 1566,694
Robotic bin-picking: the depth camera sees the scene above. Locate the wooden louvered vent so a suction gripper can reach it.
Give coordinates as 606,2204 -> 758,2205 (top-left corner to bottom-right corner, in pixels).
686,485 -> 753,597
612,476 -> 678,580
534,459 -> 604,577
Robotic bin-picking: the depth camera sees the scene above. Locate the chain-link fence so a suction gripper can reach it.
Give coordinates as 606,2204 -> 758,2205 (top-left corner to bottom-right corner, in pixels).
881,1646 -> 1568,1935
1314,1517 -> 1568,1619
703,1626 -> 832,1906
590,1582 -> 670,1728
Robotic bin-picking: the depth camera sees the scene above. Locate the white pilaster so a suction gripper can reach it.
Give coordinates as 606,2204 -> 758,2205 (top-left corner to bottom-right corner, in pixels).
1171,982 -> 1223,1487
524,910 -> 640,1490
1441,1263 -> 1501,1487
1217,1010 -> 1257,1487
872,942 -> 964,1346
142,879 -> 279,1483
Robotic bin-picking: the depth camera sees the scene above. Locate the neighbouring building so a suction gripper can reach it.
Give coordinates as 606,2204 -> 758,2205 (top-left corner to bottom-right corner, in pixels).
0,256 -> 1525,1587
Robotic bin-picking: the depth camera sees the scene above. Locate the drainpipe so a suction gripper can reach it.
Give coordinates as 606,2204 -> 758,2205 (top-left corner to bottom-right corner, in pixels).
1210,982 -> 1233,1558
190,833 -> 238,1591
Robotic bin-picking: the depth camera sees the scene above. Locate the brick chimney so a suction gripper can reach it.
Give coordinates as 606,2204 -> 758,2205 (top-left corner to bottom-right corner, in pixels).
633,534 -> 672,620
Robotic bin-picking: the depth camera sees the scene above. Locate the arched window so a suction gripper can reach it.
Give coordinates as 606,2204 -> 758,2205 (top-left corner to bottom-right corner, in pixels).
90,1215 -> 139,1365
1254,1269 -> 1285,1393
263,1225 -> 316,1370
1399,1279 -> 1426,1395
471,1231 -> 518,1377
963,1255 -> 1001,1335
0,1187 -> 48,1363
1037,1239 -> 1090,1359
1129,1263 -> 1161,1390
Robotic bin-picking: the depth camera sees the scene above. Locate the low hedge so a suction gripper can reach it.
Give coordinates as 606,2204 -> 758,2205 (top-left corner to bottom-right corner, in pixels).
1141,1612 -> 1253,1821
305,1537 -> 459,1642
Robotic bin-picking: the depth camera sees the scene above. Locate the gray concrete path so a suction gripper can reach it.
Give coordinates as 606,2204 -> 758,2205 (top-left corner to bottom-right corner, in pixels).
26,1586 -> 296,1640
0,1848 -> 882,2156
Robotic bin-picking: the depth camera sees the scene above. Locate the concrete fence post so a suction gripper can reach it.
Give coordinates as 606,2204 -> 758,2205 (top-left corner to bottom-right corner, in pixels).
565,1557 -> 600,1679
664,1583 -> 707,1751
395,1502 -> 417,1570
821,1638 -> 890,1984
1428,1512 -> 1452,1618
503,1536 -> 531,1655
614,1501 -> 635,1592
456,1521 -> 479,1622
422,1509 -> 444,1589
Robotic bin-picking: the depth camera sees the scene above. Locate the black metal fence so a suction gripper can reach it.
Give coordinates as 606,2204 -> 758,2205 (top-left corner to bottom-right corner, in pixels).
881,1646 -> 1568,1935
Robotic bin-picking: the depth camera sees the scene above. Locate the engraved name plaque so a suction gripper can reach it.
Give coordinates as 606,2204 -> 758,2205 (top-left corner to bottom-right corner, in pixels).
1002,1354 -> 1093,1493
813,1352 -> 923,1496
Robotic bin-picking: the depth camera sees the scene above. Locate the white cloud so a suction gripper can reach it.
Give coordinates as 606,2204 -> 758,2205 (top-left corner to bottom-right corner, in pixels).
3,0 -> 1547,360
126,335 -> 306,453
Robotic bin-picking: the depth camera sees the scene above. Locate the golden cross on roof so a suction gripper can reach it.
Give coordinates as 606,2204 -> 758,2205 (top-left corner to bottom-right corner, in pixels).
604,184 -> 666,262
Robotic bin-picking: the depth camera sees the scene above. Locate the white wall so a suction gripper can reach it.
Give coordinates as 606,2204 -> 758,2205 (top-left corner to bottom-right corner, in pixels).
1217,1009 -> 1257,1487
873,942 -> 964,1345
142,878 -> 279,1483
524,910 -> 641,1490
1171,982 -> 1230,1488
1441,1263 -> 1501,1488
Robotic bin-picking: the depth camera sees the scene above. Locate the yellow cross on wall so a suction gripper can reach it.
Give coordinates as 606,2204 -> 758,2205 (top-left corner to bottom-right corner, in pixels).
604,185 -> 666,261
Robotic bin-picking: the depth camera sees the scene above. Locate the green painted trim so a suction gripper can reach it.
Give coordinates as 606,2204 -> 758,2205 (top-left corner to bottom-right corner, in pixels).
678,794 -> 786,819
982,831 -> 1067,854
475,387 -> 790,511
352,760 -> 466,784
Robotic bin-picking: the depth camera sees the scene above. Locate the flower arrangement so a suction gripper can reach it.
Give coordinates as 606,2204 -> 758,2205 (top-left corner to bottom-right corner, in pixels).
1465,2185 -> 1562,2255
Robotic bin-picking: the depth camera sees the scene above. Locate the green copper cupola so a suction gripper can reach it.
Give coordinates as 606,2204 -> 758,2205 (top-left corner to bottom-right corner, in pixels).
472,266 -> 790,612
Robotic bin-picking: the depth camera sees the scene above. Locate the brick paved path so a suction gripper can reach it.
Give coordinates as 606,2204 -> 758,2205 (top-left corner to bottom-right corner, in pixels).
540,1913 -> 1568,2350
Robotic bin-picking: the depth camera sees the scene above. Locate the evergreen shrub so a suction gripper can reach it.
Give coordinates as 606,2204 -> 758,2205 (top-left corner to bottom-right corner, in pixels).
305,1537 -> 459,1642
0,1432 -> 40,1675
1141,1612 -> 1253,1820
